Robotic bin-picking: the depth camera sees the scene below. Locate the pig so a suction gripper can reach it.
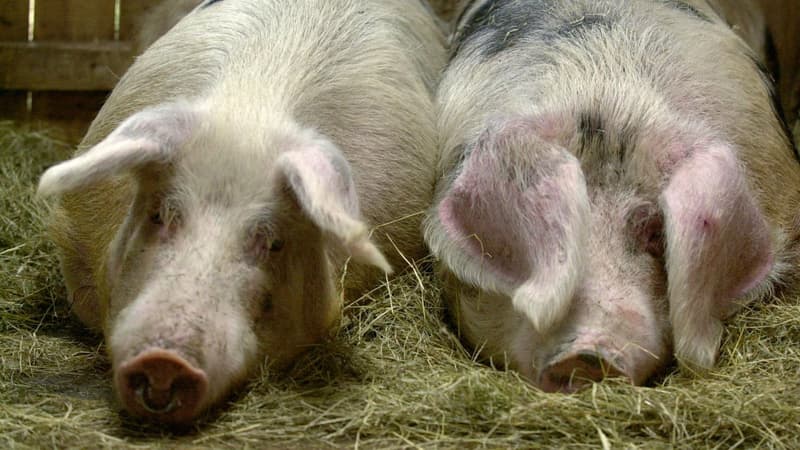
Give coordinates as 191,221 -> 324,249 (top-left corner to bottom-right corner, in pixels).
425,0 -> 800,393
37,0 -> 446,424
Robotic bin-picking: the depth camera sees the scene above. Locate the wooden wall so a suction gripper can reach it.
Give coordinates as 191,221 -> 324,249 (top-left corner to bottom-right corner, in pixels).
0,0 -> 162,142
0,0 -> 795,143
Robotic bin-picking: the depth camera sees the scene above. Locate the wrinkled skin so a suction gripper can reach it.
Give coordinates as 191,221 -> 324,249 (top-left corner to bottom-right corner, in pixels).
426,0 -> 800,392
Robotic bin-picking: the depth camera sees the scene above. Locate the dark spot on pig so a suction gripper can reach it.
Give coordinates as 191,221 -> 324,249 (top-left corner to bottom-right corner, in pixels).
453,0 -> 550,58
575,111 -> 641,185
556,14 -> 612,38
657,0 -> 711,22
453,1 -> 622,59
201,0 -> 223,8
578,112 -> 606,152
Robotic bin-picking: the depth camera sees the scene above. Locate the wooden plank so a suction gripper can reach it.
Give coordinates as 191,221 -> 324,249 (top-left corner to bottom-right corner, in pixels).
0,1 -> 30,118
0,41 -> 132,91
35,0 -> 115,41
32,1 -> 115,134
0,1 -> 29,40
119,0 -> 166,41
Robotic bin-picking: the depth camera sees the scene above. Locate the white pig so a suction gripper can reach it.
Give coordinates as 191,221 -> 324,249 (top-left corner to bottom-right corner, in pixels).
38,0 -> 445,423
426,0 -> 800,392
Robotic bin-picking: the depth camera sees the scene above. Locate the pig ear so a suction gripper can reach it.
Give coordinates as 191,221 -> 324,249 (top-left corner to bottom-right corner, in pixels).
661,143 -> 773,369
275,137 -> 392,274
37,102 -> 200,197
426,121 -> 590,332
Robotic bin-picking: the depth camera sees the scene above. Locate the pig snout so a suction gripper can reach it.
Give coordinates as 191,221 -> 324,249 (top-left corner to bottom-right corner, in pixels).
115,349 -> 209,424
535,327 -> 667,393
538,348 -> 626,393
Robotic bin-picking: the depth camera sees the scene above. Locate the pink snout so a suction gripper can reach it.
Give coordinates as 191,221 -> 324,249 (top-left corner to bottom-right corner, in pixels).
538,350 -> 627,393
115,349 -> 209,424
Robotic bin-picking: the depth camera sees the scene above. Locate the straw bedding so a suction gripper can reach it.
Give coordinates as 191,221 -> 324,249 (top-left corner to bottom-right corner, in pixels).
1,121 -> 799,448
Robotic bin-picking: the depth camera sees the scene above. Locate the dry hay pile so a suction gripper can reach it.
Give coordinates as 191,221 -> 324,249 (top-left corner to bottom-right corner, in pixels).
1,121 -> 799,449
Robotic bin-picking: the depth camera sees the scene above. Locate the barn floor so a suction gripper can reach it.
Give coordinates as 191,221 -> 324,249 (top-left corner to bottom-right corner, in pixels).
1,120 -> 799,449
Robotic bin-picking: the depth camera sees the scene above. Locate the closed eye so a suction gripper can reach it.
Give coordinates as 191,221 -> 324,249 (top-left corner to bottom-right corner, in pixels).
150,211 -> 164,225
269,239 -> 285,252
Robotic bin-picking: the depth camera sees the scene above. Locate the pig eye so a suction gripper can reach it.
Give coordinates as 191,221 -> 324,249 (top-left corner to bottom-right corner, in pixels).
147,198 -> 180,237
263,293 -> 274,313
269,239 -> 285,252
149,211 -> 164,225
628,203 -> 664,258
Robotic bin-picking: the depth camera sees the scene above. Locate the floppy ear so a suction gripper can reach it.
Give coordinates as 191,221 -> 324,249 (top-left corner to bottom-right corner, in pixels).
661,143 -> 773,369
425,120 -> 590,332
274,135 -> 392,274
37,102 -> 200,197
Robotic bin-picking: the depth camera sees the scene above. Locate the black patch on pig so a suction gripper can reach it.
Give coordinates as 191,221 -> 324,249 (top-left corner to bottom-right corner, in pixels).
202,0 -> 223,8
453,0 -> 622,59
577,112 -> 629,165
577,113 -> 606,149
556,13 -> 613,38
576,111 -> 640,186
657,0 -> 711,22
452,0 -> 550,58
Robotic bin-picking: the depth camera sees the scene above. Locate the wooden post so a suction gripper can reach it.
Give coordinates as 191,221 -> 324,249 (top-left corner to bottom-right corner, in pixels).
0,1 -> 29,119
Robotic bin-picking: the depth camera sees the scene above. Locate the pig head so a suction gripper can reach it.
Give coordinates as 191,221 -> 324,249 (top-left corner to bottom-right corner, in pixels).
425,116 -> 775,392
38,102 -> 391,423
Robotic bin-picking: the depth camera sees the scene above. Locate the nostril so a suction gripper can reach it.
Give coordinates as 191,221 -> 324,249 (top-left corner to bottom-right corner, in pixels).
116,349 -> 209,424
129,372 -> 182,414
538,351 -> 625,393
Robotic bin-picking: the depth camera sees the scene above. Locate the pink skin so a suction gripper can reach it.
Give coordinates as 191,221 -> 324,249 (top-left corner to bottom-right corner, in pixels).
661,144 -> 773,368
115,350 -> 210,424
514,194 -> 671,392
40,104 -> 391,424
105,213 -> 268,424
535,275 -> 670,393
433,120 -> 589,333
428,115 -> 774,392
